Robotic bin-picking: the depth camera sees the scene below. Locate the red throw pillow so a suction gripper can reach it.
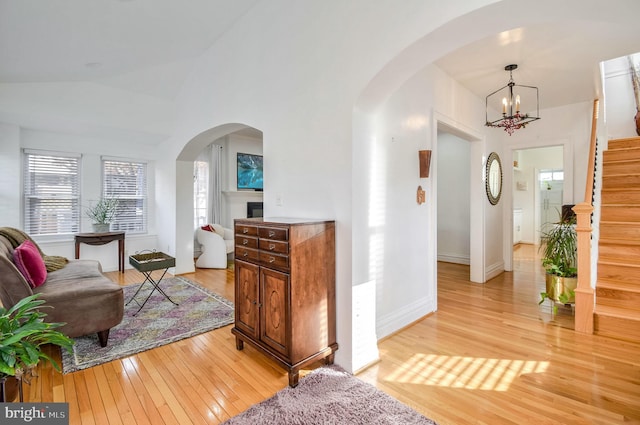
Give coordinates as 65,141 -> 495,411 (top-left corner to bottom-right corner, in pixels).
13,240 -> 47,288
201,224 -> 214,232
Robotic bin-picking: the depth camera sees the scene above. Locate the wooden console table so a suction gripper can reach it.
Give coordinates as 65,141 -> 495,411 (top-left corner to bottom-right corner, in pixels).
75,231 -> 125,273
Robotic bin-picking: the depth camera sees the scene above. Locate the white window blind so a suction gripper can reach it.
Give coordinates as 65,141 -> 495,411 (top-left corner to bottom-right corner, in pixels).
23,150 -> 81,236
102,159 -> 147,234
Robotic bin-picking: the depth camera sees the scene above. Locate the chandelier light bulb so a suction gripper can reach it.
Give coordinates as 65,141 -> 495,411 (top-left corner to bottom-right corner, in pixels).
485,64 -> 540,135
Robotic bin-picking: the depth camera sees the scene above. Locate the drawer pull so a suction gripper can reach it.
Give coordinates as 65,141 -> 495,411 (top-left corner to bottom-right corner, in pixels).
268,230 -> 275,237
243,251 -> 249,257
269,256 -> 275,263
243,239 -> 248,245
243,228 -> 249,234
269,244 -> 275,251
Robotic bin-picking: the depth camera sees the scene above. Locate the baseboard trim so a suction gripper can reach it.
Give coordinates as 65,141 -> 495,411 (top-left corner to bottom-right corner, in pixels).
437,253 -> 470,265
485,260 -> 505,281
376,296 -> 435,339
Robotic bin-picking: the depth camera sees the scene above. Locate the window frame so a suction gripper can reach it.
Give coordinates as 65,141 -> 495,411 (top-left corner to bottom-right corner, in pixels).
101,157 -> 148,234
22,149 -> 82,238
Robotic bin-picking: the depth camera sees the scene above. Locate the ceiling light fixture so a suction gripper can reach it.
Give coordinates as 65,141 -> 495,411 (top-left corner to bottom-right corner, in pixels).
485,64 -> 540,135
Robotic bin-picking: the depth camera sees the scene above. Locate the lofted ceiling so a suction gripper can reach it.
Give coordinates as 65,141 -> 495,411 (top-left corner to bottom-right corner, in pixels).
1,1 -> 639,145
435,20 -> 640,112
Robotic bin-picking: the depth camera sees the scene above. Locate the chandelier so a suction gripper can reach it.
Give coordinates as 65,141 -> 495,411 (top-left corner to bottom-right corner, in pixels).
485,64 -> 540,135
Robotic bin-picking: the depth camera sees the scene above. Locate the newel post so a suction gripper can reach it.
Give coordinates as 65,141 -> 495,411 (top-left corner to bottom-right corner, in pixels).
573,202 -> 595,333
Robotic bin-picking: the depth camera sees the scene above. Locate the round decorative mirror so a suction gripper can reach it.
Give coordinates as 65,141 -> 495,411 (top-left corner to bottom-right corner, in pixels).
485,152 -> 502,205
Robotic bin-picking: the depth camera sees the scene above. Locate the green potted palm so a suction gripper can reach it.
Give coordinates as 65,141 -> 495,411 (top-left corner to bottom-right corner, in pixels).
539,216 -> 578,306
0,294 -> 74,402
85,198 -> 119,233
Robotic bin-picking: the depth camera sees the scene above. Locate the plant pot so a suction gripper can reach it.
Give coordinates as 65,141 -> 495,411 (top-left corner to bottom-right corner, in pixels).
92,223 -> 111,233
0,376 -> 21,402
545,274 -> 577,303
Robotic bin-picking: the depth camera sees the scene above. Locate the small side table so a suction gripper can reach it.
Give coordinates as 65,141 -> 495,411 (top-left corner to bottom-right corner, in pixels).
75,231 -> 125,273
127,252 -> 177,315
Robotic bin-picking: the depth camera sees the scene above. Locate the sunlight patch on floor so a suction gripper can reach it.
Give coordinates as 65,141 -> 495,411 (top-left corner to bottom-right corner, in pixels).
385,353 -> 549,391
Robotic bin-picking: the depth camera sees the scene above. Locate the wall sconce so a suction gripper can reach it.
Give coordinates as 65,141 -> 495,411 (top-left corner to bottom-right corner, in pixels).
419,150 -> 432,178
417,185 -> 426,205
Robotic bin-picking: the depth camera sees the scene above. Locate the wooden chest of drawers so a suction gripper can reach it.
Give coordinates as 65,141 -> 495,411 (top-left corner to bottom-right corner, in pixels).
232,218 -> 337,387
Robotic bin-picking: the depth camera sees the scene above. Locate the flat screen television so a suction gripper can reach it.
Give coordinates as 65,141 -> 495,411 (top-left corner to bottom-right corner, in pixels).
237,152 -> 264,191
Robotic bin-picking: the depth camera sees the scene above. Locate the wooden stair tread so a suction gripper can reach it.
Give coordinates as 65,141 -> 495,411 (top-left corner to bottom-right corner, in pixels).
596,280 -> 640,293
599,238 -> 640,246
604,146 -> 640,155
604,157 -> 640,163
601,175 -> 640,187
600,220 -> 640,225
607,137 -> 640,150
601,203 -> 640,207
595,304 -> 640,320
598,258 -> 640,267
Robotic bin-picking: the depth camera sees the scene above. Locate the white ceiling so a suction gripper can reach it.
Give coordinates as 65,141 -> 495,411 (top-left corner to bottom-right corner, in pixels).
0,0 -> 260,100
1,1 -> 639,144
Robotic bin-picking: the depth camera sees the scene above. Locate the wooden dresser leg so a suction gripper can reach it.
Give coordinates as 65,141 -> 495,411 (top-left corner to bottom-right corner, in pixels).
288,371 -> 300,388
235,338 -> 244,351
325,353 -> 335,365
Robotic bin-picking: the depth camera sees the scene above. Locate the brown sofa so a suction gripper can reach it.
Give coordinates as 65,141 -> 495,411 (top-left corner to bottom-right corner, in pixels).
0,235 -> 123,347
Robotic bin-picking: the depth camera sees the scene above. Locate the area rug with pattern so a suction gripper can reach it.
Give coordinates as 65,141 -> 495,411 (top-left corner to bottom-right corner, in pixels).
221,365 -> 438,425
62,276 -> 234,373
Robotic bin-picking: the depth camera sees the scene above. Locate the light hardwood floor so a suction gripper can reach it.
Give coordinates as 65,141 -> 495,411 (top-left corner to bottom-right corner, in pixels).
27,245 -> 640,424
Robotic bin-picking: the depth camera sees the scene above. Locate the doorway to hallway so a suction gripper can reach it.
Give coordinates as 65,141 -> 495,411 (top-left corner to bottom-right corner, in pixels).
512,146 -> 564,246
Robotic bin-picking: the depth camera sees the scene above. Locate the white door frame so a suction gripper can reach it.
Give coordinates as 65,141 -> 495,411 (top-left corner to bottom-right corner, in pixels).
433,111 -> 486,283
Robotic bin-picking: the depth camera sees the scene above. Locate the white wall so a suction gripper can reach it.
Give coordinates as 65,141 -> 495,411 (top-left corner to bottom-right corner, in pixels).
0,123 -> 21,228
603,54 -> 640,140
356,64 -> 494,347
437,131 -> 471,264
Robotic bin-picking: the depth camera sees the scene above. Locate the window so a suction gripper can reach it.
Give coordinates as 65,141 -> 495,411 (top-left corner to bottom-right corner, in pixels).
102,159 -> 147,233
194,159 -> 209,228
23,150 -> 81,236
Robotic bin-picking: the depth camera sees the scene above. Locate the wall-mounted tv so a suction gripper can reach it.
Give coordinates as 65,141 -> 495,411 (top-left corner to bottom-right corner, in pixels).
237,153 -> 263,191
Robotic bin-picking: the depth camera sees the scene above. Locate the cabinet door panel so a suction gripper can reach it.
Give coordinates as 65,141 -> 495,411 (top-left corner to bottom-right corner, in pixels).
260,267 -> 290,356
235,260 -> 260,338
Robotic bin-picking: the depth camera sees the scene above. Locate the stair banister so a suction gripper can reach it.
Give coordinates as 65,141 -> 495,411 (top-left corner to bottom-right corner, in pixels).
572,99 -> 599,334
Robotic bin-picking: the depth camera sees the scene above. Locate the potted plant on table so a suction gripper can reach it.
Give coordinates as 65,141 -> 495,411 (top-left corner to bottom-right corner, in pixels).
85,198 -> 119,233
0,294 -> 74,402
539,216 -> 578,308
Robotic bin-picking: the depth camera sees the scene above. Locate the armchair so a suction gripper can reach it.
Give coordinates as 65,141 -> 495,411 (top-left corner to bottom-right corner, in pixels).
196,225 -> 234,269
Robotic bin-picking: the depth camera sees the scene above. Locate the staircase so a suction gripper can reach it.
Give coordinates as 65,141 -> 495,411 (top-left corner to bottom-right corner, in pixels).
595,137 -> 640,342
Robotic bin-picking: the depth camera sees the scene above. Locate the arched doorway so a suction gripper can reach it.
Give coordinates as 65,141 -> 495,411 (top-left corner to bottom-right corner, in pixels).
174,123 -> 263,274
